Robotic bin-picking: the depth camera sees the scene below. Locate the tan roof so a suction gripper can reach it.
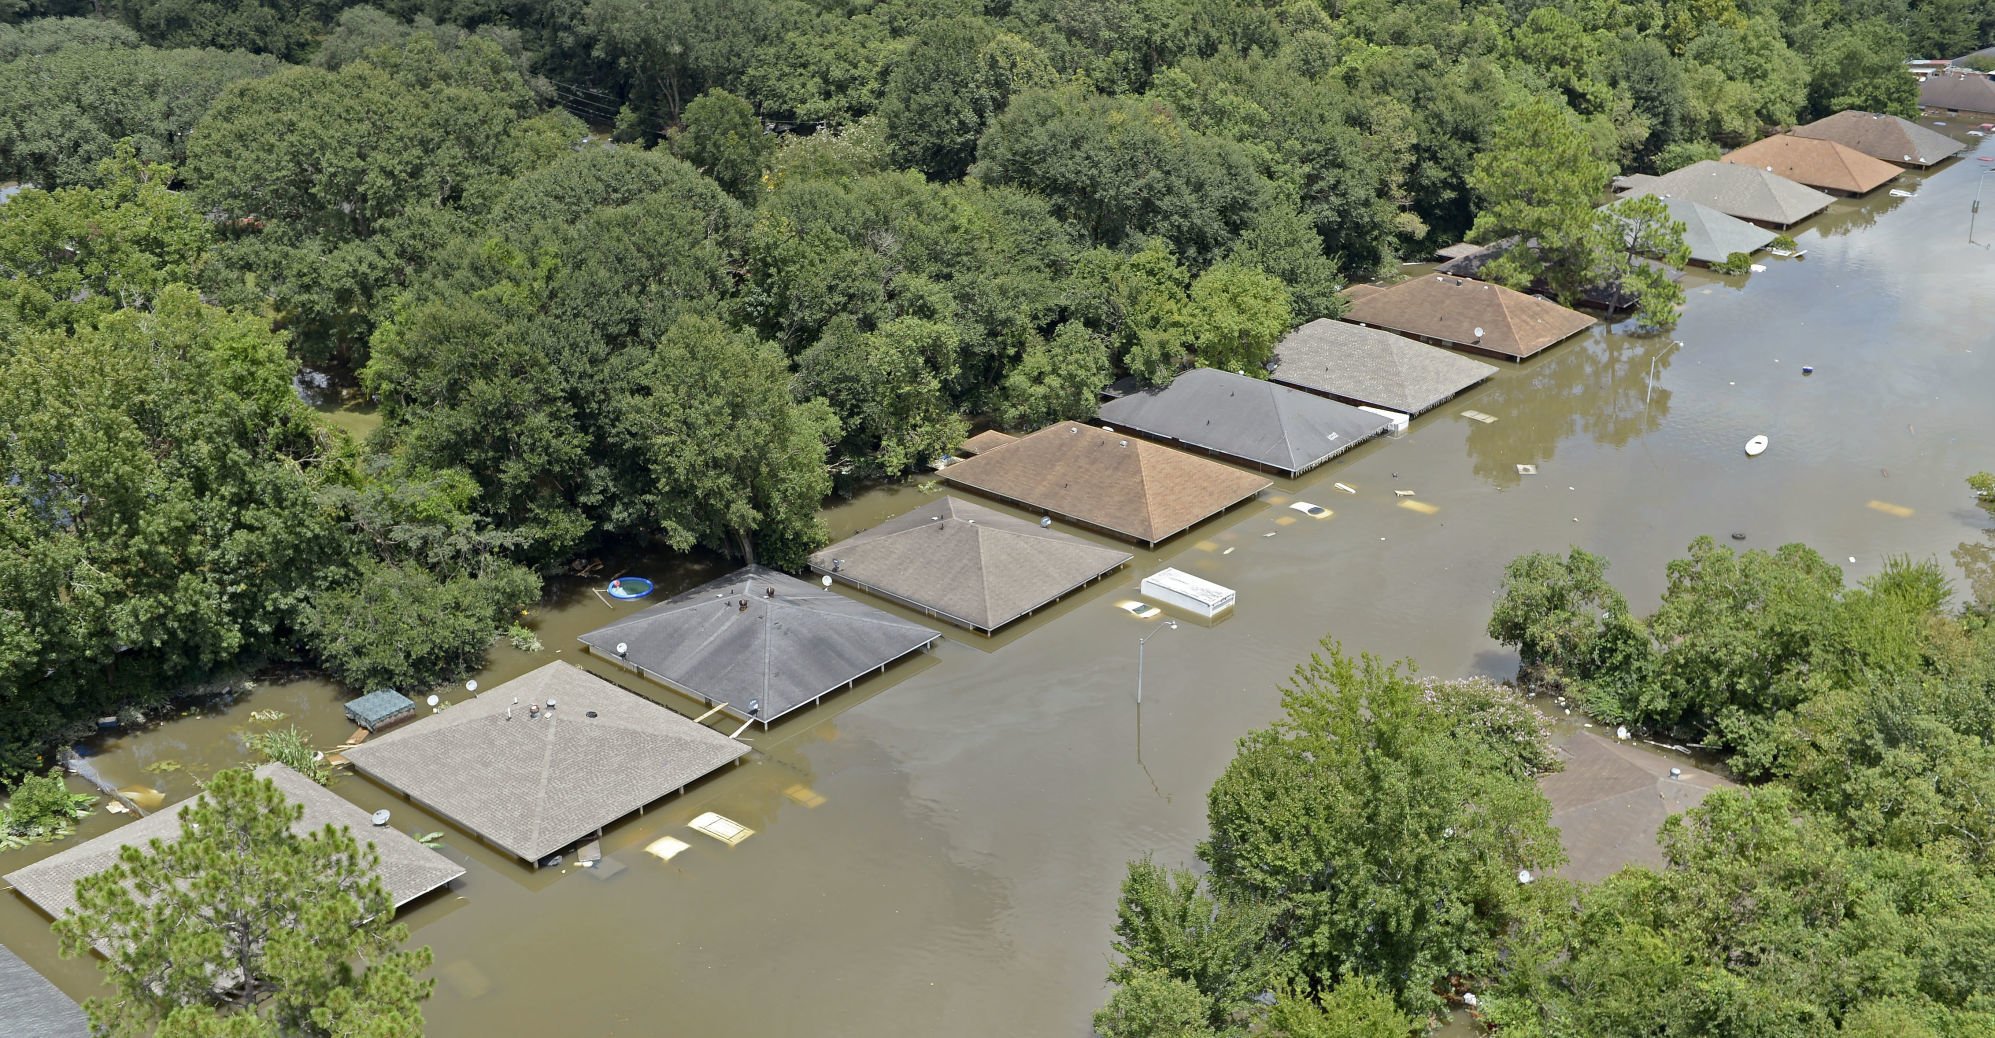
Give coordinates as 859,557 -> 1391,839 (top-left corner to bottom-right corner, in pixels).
1340,276 -> 1594,360
940,421 -> 1269,545
1790,110 -> 1964,166
344,662 -> 748,862
957,430 -> 1017,456
1720,134 -> 1899,194
5,764 -> 463,926
810,496 -> 1131,632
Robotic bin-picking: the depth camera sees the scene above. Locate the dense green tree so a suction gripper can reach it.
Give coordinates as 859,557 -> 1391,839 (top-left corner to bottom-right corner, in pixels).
1183,261 -> 1291,375
105,0 -> 344,60
1600,193 -> 1691,328
880,19 -> 1055,179
1094,969 -> 1217,1038
57,767 -> 432,1037
0,16 -> 142,59
1468,96 -> 1616,305
300,556 -> 539,691
670,88 -> 776,200
0,41 -> 278,188
796,316 -> 967,478
1263,976 -> 1414,1038
995,320 -> 1112,428
741,9 -> 895,125
1197,643 -> 1563,1012
582,0 -> 793,134
1106,860 -> 1282,1031
1807,21 -> 1921,118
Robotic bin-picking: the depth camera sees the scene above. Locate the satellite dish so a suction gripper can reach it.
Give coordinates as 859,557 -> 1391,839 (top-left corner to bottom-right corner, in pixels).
747,698 -> 761,715
464,680 -> 477,693
821,575 -> 833,587
370,809 -> 391,826
1473,326 -> 1485,339
615,642 -> 628,656
426,694 -> 439,707
1039,516 -> 1052,528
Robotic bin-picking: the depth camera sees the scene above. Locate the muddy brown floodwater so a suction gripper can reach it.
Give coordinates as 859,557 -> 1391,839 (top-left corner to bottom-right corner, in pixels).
6,133 -> 1995,1036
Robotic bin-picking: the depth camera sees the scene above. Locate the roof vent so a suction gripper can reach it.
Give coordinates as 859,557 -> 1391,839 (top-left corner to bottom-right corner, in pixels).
1119,440 -> 1128,447
764,587 -> 775,598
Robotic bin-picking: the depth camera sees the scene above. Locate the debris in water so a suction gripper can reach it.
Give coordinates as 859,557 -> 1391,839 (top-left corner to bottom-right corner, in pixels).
1889,188 -> 1915,197
1221,546 -> 1235,555
106,801 -> 130,815
1616,726 -> 1630,740
1749,263 -> 1767,273
1393,489 -> 1415,498
1802,366 -> 1814,375
1263,531 -> 1276,538
117,786 -> 165,811
1515,464 -> 1536,475
1731,532 -> 1746,541
1460,409 -> 1498,424
1848,556 -> 1857,563
1332,482 -> 1357,494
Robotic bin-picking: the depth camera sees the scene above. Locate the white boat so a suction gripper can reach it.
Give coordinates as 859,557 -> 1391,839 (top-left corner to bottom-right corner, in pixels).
1744,435 -> 1769,457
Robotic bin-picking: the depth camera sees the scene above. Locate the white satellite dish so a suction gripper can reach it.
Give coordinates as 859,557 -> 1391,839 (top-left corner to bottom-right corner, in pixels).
426,694 -> 439,707
464,680 -> 477,693
1473,326 -> 1485,339
370,809 -> 391,826
821,575 -> 833,587
615,642 -> 628,656
1039,516 -> 1052,528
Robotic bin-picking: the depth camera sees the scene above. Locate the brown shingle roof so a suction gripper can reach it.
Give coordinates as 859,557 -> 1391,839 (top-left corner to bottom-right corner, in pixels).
957,430 -> 1017,456
940,421 -> 1269,545
1790,110 -> 1964,166
343,662 -> 748,863
5,764 -> 463,925
810,497 -> 1131,632
1340,276 -> 1594,361
1720,134 -> 1900,194
1920,71 -> 1995,115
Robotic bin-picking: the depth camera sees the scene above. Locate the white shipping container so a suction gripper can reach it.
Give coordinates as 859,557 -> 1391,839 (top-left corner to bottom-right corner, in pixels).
1140,568 -> 1236,619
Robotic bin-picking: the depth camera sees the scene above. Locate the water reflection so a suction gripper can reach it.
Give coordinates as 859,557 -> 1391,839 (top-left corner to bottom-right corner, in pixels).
1458,326 -> 1676,488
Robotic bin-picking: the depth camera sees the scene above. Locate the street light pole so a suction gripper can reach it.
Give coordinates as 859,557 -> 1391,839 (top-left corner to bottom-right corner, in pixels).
1136,620 -> 1179,704
1972,170 -> 1994,248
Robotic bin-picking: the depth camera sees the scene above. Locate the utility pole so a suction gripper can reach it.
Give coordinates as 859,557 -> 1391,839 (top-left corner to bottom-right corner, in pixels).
1136,620 -> 1178,704
1972,170 -> 1994,248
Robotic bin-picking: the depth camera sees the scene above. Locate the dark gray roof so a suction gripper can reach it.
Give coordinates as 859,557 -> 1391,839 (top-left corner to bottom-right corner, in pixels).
5,764 -> 463,926
1616,160 -> 1833,226
1601,196 -> 1775,265
1791,110 -> 1964,166
1921,71 -> 1995,114
579,567 -> 939,725
0,945 -> 85,1038
809,497 -> 1131,632
344,662 -> 748,863
1270,319 -> 1497,415
344,689 -> 416,730
1097,368 -> 1390,476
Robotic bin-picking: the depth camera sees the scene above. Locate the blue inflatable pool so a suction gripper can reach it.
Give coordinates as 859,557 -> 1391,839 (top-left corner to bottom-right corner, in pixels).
606,577 -> 655,600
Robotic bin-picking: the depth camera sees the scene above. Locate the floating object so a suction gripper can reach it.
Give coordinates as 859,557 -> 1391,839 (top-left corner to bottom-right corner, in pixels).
117,786 -> 165,811
606,576 -> 655,600
644,836 -> 691,861
1460,409 -> 1498,424
1516,464 -> 1537,475
1615,726 -> 1630,741
1116,600 -> 1162,619
1744,435 -> 1769,457
1221,546 -> 1235,555
1748,263 -> 1767,272
1332,482 -> 1357,495
1801,365 -> 1814,375
1142,567 -> 1236,619
1264,531 -> 1277,538
688,811 -> 754,846
1392,489 -> 1415,498
1288,501 -> 1329,518
1889,188 -> 1916,196
1462,993 -> 1479,1008
821,574 -> 832,587
1866,500 -> 1914,518
370,809 -> 391,826
1848,556 -> 1857,564
1732,532 -> 1747,541
1768,247 -> 1793,256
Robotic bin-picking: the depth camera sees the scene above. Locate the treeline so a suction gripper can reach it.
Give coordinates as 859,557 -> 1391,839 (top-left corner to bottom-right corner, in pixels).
1098,520 -> 1995,1035
0,1 -> 1987,774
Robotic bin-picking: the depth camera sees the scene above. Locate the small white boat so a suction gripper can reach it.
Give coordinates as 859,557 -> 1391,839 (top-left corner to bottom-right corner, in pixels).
1744,435 -> 1769,457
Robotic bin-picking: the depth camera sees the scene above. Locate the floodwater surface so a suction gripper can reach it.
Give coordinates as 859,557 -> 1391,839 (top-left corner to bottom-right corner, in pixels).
4,134 -> 1994,1036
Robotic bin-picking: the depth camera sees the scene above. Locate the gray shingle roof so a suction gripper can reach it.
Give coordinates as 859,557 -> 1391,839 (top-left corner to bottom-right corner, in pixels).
5,764 -> 463,926
941,421 -> 1271,544
1270,319 -> 1497,415
578,567 -> 939,726
1098,368 -> 1391,475
0,945 -> 85,1038
1790,110 -> 1965,166
809,497 -> 1131,632
1920,71 -> 1995,115
344,663 -> 748,862
1617,160 -> 1834,226
1601,196 -> 1775,266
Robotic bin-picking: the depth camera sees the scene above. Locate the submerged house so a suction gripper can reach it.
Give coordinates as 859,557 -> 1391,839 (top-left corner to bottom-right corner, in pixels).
579,567 -> 940,727
1790,110 -> 1964,167
810,496 -> 1131,634
0,946 -> 85,1038
1339,275 -> 1595,361
940,420 -> 1270,546
1433,237 -> 1682,313
5,764 -> 464,926
1720,134 -> 1900,196
1598,196 -> 1776,267
1615,160 -> 1834,228
1096,368 -> 1392,477
1920,70 -> 1995,116
343,662 -> 748,865
1269,319 -> 1498,416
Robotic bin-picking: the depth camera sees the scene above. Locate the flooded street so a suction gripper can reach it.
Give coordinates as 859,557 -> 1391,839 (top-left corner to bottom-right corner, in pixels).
5,136 -> 1994,1036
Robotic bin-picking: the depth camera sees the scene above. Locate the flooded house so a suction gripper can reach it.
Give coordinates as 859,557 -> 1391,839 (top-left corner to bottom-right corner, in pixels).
1096,368 -> 1392,477
1719,134 -> 1901,196
1339,275 -> 1596,361
809,497 -> 1130,635
342,662 -> 748,866
1599,196 -> 1777,267
1789,110 -> 1965,167
939,420 -> 1271,547
1614,159 -> 1834,228
0,945 -> 85,1037
4,764 -> 464,933
1919,69 -> 1995,116
1269,318 -> 1498,417
579,567 -> 940,727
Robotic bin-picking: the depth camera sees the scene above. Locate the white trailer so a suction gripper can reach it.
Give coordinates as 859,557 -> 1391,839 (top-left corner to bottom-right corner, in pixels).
1140,568 -> 1236,620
